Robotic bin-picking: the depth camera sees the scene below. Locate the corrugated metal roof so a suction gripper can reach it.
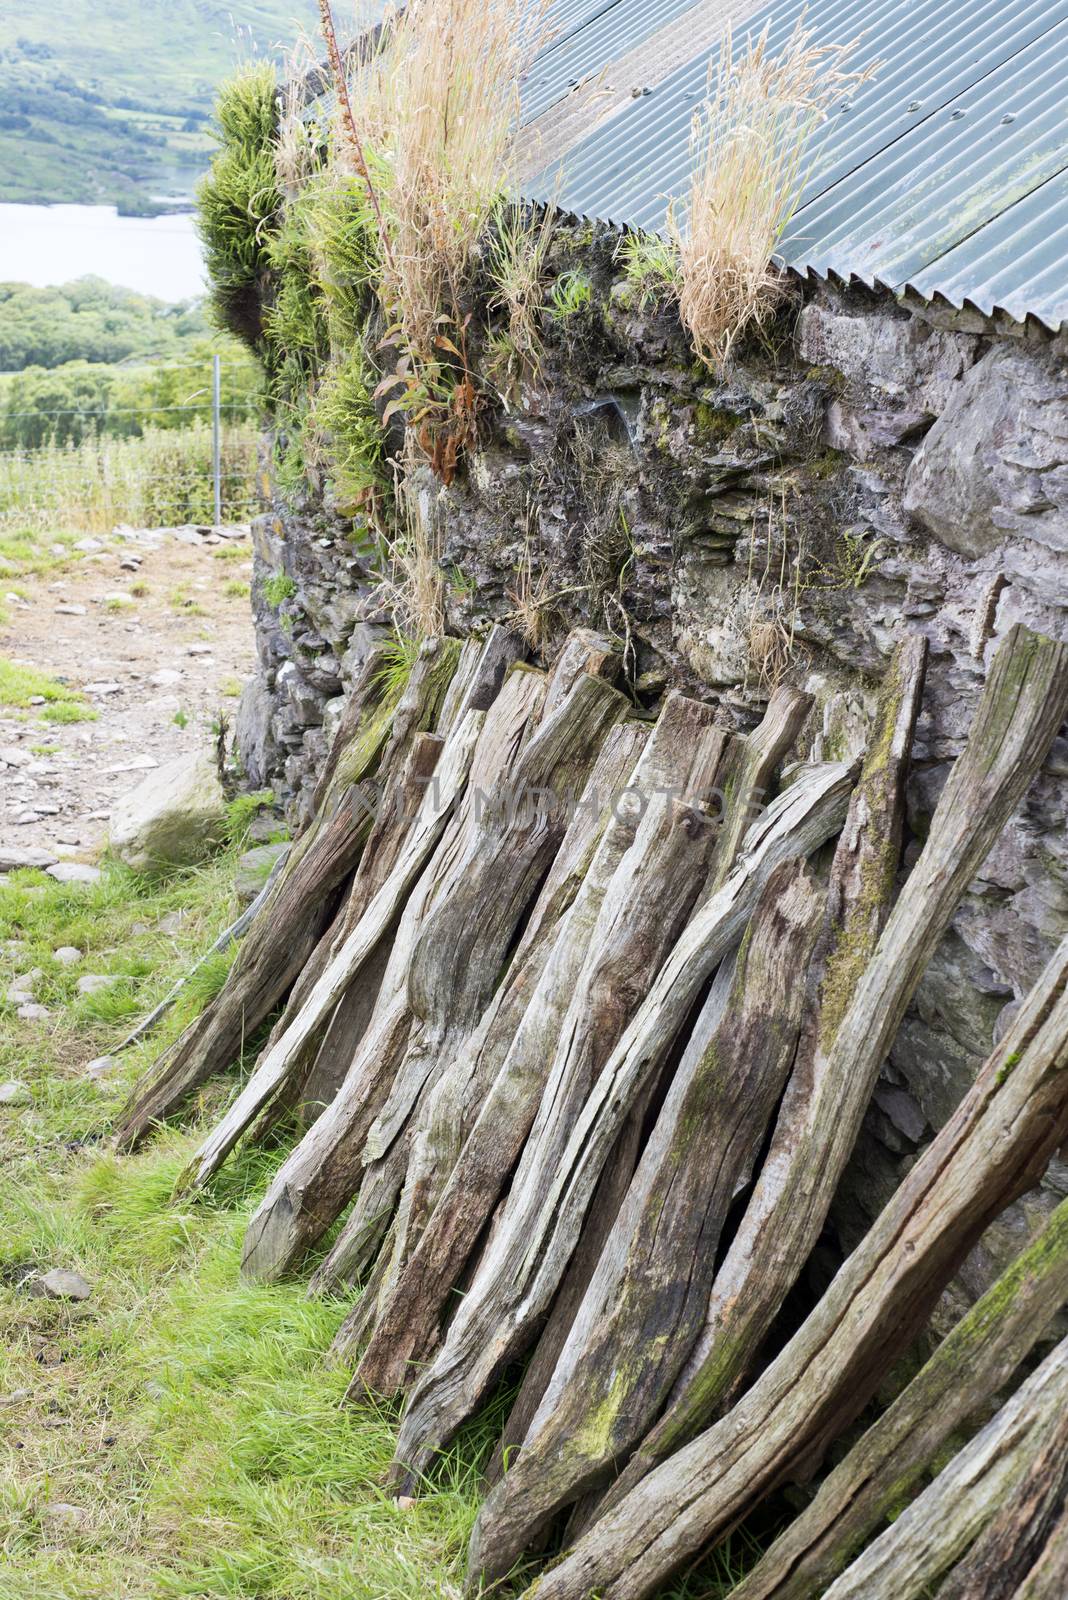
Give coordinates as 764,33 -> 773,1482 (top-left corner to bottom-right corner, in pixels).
521,0 -> 1068,329
521,0 -> 704,122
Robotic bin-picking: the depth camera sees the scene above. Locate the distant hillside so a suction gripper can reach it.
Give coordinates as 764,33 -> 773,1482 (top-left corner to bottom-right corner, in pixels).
0,1 -> 319,214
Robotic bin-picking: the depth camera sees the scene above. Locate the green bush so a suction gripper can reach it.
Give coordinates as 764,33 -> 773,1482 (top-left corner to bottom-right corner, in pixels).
196,62 -> 281,354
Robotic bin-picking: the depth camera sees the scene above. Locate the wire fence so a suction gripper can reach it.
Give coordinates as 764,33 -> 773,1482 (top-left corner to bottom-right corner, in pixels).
0,422 -> 262,533
0,357 -> 264,531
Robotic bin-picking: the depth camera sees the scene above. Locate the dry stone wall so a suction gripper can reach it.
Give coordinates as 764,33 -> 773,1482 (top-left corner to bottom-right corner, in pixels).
236,240 -> 1068,1317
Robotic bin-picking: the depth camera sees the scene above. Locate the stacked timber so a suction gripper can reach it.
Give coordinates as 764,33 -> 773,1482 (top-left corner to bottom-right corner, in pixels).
117,622 -> 1068,1598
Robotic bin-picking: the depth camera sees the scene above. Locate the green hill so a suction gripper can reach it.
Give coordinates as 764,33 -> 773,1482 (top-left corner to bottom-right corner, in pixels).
0,1 -> 319,214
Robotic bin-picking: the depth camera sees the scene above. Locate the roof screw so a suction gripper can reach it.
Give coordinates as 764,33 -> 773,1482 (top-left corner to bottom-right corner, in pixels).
1001,111 -> 1016,123
631,85 -> 652,97
950,108 -> 966,119
907,99 -> 921,112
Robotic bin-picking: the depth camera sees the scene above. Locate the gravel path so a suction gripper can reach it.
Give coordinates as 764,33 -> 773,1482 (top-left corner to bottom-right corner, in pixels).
0,524 -> 256,863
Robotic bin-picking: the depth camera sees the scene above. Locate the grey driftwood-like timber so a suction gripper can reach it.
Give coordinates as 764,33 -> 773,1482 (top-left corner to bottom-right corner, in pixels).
110,620 -> 1068,1600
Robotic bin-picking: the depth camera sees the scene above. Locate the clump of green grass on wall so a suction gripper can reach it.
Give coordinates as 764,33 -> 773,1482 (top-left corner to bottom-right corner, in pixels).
311,346 -> 385,511
197,61 -> 282,355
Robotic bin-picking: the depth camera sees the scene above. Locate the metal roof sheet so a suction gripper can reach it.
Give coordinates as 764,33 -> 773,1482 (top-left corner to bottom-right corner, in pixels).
521,0 -> 1068,329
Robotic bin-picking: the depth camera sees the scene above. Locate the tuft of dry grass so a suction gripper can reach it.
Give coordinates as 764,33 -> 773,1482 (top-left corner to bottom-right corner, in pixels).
316,0 -> 551,474
341,0 -> 549,357
374,455 -> 448,640
673,21 -> 870,368
486,199 -> 558,385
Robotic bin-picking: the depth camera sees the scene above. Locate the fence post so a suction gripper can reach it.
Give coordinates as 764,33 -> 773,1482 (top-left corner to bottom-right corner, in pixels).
212,353 -> 222,525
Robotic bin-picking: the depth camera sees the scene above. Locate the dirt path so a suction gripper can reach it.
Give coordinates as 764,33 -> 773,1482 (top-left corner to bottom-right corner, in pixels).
0,525 -> 256,862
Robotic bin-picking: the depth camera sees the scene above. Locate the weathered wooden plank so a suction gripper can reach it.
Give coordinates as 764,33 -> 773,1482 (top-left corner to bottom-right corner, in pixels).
393,756 -> 854,1488
351,719 -> 657,1388
470,858 -> 826,1583
935,1391 -> 1068,1600
114,637 -> 459,1151
727,1193 -> 1068,1600
484,691 -> 812,1487
240,667 -> 630,1280
820,1337 -> 1068,1600
296,732 -> 445,1123
343,719 -> 648,1310
702,686 -> 811,897
523,919 -> 1068,1600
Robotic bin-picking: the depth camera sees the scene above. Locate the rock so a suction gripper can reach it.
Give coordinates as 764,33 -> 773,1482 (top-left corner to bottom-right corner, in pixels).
84,681 -> 122,695
41,1502 -> 87,1528
46,863 -> 101,885
235,676 -> 276,787
155,910 -> 186,934
185,643 -> 213,656
0,744 -> 31,768
103,591 -> 135,607
76,974 -> 118,995
53,947 -> 82,966
0,845 -> 56,871
73,537 -> 102,552
904,342 -> 1068,558
234,841 -> 287,906
85,1055 -> 116,1081
54,604 -> 87,616
105,757 -> 159,774
8,967 -> 43,1003
29,1268 -> 92,1301
108,748 -> 227,873
149,669 -> 183,688
0,1388 -> 31,1406
0,1080 -> 33,1105
17,1003 -> 51,1021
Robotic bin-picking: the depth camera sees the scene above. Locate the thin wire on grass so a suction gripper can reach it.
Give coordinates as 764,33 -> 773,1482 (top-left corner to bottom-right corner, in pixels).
672,20 -> 873,368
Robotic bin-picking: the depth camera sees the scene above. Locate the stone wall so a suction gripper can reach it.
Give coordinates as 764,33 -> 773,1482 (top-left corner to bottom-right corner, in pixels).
236,240 -> 1068,1317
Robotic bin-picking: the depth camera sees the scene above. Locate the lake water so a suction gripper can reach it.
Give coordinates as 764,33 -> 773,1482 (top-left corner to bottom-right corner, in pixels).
0,203 -> 206,301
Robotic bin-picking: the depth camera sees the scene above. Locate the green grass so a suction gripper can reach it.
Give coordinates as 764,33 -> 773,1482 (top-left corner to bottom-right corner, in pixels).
0,857 -> 488,1600
0,524 -> 81,580
260,573 -> 296,608
0,657 -> 91,722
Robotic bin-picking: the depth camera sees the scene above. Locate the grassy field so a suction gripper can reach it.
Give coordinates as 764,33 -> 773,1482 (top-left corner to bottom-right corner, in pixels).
0,424 -> 260,540
0,1 -> 320,210
0,850 -> 497,1600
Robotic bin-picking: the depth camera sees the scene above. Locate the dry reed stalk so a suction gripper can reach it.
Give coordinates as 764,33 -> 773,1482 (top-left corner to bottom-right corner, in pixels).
673,20 -> 870,367
375,450 -> 447,639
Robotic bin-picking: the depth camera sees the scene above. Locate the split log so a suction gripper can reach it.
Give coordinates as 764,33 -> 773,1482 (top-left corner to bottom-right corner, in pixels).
935,1386 -> 1068,1600
239,668 -> 630,1280
114,637 -> 458,1151
819,1335 -> 1068,1600
228,661 -> 549,1261
598,629 -> 1064,1511
484,688 -> 811,1483
521,921 -> 1068,1600
296,731 -> 445,1122
179,684 -> 489,1193
469,857 -> 826,1584
352,714 -> 692,1388
325,718 -> 648,1310
1012,1502 -> 1068,1600
727,1192 -> 1068,1600
393,753 -> 854,1487
701,688 -> 813,897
